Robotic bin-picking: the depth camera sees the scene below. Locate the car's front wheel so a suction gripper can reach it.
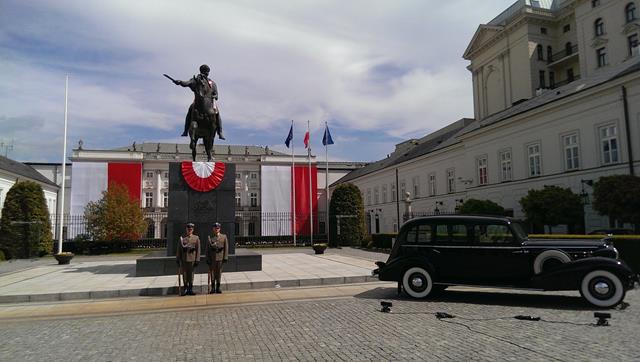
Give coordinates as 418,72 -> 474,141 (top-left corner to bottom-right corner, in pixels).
580,270 -> 625,308
402,267 -> 433,298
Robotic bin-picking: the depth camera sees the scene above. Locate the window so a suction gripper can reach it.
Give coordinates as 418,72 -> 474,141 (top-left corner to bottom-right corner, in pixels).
250,172 -> 257,179
391,183 -> 397,202
527,143 -> 542,177
537,44 -> 544,60
473,224 -> 514,244
600,125 -> 619,164
563,134 -> 580,170
539,70 -> 546,88
629,34 -> 639,56
499,150 -> 512,182
250,192 -> 258,207
477,157 -> 488,185
567,68 -> 575,82
549,71 -> 555,88
541,27 -> 547,35
391,183 -> 398,202
563,24 -> 571,33
412,176 -> 420,197
594,18 -> 604,36
435,224 -> 468,244
566,42 -> 573,56
248,222 -> 256,236
547,46 -> 553,62
400,181 -> 406,198
163,192 -> 168,207
597,47 -> 607,67
366,189 -> 372,205
428,173 -> 437,196
592,0 -> 600,7
382,185 -> 387,203
235,192 -> 241,207
417,224 -> 433,244
627,3 -> 637,23
145,192 -> 153,208
236,173 -> 241,179
446,169 -> 455,193
374,187 -> 379,204
146,171 -> 154,178
163,171 -> 169,179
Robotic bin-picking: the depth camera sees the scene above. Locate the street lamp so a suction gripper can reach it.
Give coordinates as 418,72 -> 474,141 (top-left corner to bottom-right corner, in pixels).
580,179 -> 593,205
434,201 -> 444,215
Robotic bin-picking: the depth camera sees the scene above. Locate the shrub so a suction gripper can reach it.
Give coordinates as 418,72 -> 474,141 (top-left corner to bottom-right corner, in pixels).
0,249 -> 5,261
85,182 -> 146,241
592,175 -> 640,230
520,186 -> 583,234
330,183 -> 366,247
458,199 -> 506,216
0,181 -> 53,259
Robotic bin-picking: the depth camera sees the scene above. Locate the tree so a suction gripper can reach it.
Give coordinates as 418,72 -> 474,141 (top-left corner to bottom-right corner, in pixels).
329,183 -> 366,247
85,182 -> 146,241
592,175 -> 640,230
519,186 -> 583,233
458,199 -> 505,216
0,181 -> 53,258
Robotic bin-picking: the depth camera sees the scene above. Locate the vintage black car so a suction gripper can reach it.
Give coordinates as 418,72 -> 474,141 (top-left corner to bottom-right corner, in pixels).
373,215 -> 638,308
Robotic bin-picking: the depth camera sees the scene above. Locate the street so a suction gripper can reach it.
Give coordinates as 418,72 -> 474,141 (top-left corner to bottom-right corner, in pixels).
1,285 -> 639,361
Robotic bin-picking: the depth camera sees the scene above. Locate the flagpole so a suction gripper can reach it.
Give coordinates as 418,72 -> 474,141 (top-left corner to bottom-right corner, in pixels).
291,120 -> 296,247
325,121 -> 330,247
307,120 -> 313,246
57,75 -> 69,255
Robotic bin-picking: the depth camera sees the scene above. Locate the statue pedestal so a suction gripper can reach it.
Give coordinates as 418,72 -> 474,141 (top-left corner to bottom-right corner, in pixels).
135,162 -> 262,276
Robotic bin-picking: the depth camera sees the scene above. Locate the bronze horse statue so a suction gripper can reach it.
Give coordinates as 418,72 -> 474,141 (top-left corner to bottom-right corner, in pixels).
166,64 -> 224,162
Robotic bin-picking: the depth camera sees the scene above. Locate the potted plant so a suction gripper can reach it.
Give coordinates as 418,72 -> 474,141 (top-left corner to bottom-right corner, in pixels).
54,252 -> 74,265
312,243 -> 327,254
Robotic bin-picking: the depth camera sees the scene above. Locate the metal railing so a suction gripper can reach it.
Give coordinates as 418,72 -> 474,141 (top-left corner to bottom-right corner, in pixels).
548,44 -> 579,63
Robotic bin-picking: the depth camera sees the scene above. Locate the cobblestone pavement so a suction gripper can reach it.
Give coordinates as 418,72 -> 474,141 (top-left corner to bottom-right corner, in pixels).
1,286 -> 639,361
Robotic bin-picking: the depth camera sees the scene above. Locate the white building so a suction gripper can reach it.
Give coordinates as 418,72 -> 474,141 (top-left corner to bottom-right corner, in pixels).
0,155 -> 59,218
69,142 -> 365,238
333,0 -> 640,234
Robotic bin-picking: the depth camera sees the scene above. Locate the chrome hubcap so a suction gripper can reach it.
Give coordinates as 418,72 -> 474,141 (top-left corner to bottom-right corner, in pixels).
594,282 -> 610,295
412,277 -> 424,288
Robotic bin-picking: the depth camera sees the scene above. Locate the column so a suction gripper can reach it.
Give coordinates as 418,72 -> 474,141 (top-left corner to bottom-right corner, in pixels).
155,171 -> 162,208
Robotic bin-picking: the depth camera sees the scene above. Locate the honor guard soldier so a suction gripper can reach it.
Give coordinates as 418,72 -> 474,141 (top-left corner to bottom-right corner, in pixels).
206,222 -> 228,294
177,223 -> 200,296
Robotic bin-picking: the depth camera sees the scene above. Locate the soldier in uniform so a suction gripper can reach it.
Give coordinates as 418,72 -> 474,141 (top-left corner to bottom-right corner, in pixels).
176,223 -> 201,296
205,222 -> 228,294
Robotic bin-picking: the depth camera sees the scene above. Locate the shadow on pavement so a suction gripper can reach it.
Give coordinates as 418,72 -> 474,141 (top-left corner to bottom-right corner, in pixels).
59,264 -> 135,277
353,286 -> 604,311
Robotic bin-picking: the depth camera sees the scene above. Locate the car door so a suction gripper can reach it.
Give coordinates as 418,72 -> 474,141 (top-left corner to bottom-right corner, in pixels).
431,221 -> 475,282
470,222 -> 530,284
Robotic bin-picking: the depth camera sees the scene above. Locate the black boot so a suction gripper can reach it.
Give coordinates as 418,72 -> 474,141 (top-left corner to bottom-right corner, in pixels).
215,281 -> 222,294
209,280 -> 216,294
188,283 -> 196,295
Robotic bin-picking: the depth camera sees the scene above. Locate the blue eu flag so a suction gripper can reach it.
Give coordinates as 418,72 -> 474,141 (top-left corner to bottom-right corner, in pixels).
322,124 -> 334,146
285,124 -> 293,148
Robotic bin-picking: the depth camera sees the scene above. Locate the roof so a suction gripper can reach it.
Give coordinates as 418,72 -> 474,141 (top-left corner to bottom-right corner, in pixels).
110,142 -> 288,156
332,119 -> 474,186
459,57 -> 640,137
0,155 -> 58,187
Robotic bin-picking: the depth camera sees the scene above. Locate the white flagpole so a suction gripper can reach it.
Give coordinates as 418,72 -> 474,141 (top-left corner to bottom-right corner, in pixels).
308,120 -> 313,245
325,121 -> 330,247
291,120 -> 296,247
57,75 -> 69,255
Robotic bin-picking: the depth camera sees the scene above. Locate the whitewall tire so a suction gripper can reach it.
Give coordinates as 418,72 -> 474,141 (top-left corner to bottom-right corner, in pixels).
580,270 -> 625,308
403,267 -> 433,298
533,250 -> 571,274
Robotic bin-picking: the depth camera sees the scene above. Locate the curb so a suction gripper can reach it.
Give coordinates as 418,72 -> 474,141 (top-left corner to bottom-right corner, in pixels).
0,275 -> 379,304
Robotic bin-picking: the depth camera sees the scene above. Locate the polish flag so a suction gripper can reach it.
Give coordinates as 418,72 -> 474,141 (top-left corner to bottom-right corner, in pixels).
71,162 -> 142,215
261,165 -> 317,236
303,131 -> 310,148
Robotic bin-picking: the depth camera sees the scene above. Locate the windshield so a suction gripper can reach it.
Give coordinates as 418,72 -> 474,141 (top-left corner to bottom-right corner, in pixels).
510,221 -> 528,240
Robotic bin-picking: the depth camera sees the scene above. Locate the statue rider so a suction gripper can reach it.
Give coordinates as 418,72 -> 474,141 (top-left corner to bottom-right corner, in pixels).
173,64 -> 225,140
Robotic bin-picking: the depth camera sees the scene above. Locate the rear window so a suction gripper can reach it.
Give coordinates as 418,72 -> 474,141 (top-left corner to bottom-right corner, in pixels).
404,223 -> 433,244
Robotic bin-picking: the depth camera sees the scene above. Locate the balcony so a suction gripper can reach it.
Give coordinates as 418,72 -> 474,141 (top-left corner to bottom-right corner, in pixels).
547,44 -> 579,68
550,74 -> 581,89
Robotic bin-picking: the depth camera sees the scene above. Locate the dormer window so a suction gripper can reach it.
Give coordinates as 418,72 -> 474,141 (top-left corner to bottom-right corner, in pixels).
594,18 -> 605,36
592,0 -> 600,7
626,3 -> 637,23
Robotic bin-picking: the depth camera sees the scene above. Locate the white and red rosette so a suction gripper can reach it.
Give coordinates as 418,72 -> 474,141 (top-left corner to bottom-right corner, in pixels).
181,161 -> 226,192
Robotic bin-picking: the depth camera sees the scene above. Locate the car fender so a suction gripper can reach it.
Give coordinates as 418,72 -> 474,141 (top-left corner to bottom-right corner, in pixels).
377,256 -> 435,282
532,257 -> 635,291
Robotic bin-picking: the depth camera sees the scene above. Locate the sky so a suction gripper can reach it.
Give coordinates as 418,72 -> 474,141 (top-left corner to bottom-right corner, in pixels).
0,0 -> 515,163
